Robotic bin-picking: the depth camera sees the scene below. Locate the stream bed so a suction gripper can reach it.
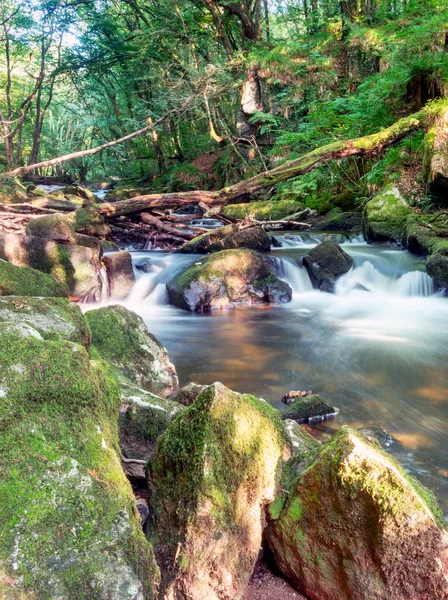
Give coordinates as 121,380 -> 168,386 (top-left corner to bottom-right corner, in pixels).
90,232 -> 448,518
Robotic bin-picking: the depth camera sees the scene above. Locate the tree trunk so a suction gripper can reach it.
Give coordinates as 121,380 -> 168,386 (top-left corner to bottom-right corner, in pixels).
96,110 -> 426,217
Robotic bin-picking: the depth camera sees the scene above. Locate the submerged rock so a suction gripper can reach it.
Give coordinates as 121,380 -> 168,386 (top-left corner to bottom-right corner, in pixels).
167,248 -> 292,312
103,251 -> 135,300
266,426 -> 448,600
358,426 -> 395,448
0,259 -> 68,297
177,224 -> 271,254
302,240 -> 354,292
0,297 -> 90,346
85,304 -> 178,397
363,185 -> 412,243
0,319 -> 160,600
119,381 -> 184,463
281,394 -> 339,423
148,382 -> 291,600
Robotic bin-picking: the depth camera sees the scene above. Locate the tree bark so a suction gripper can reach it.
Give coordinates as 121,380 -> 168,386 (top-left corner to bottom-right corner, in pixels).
96,110 -> 425,217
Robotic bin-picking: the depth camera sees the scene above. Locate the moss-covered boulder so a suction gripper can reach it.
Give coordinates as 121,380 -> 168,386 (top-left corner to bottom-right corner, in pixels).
0,325 -> 160,600
0,234 -> 74,289
302,241 -> 354,292
169,381 -> 207,406
103,251 -> 135,300
85,305 -> 178,397
363,186 -> 412,243
0,260 -> 68,297
148,382 -> 291,600
119,382 -> 184,464
167,249 -> 292,312
426,252 -> 448,289
266,426 -> 448,600
177,224 -> 271,254
25,214 -> 78,245
61,184 -> 97,203
64,245 -> 103,300
0,296 -> 90,346
222,199 -> 305,221
283,420 -> 321,456
66,207 -> 111,238
281,394 -> 339,423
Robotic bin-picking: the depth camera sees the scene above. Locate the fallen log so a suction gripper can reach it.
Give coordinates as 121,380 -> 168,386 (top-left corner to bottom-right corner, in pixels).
140,212 -> 207,240
95,110 -> 426,218
242,219 -> 313,230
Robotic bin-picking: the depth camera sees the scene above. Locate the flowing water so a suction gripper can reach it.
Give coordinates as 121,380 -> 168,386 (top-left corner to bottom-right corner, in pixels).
89,232 -> 448,518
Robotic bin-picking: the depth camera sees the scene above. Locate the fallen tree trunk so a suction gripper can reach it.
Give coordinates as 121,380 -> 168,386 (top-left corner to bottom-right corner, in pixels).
140,212 -> 208,240
96,110 -> 425,218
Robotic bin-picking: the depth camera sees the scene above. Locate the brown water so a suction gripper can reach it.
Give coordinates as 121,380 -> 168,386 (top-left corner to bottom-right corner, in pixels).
90,233 -> 448,518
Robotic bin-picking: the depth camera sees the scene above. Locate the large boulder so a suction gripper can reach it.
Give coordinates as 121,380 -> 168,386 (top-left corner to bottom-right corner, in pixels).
426,252 -> 448,289
266,426 -> 448,600
66,207 -> 111,238
177,224 -> 271,254
0,259 -> 68,297
103,251 -> 135,300
61,184 -> 97,204
64,244 -> 103,300
0,233 -> 74,289
222,199 -> 305,221
363,186 -> 412,243
148,382 -> 291,600
0,320 -> 160,600
119,382 -> 184,464
25,213 -> 78,245
85,305 -> 178,397
0,296 -> 90,346
302,241 -> 354,292
167,249 -> 292,312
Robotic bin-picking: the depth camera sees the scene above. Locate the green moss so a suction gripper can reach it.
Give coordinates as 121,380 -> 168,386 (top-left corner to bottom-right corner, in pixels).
223,199 -> 305,221
0,260 -> 68,297
66,207 -> 110,237
0,330 -> 160,599
363,185 -> 412,243
25,214 -> 77,244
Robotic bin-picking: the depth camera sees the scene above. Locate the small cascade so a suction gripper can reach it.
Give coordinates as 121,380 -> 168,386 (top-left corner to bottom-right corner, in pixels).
146,283 -> 168,305
271,257 -> 313,294
99,266 -> 109,300
272,232 -> 364,248
336,261 -> 436,297
127,264 -> 163,304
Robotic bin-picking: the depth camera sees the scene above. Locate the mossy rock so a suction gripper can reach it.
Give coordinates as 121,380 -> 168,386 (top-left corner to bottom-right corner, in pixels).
169,381 -> 207,406
119,382 -> 184,462
167,248 -> 292,312
177,224 -> 271,254
28,186 -> 47,198
26,214 -> 78,245
64,245 -> 102,300
103,251 -> 135,300
0,296 -> 90,346
0,260 -> 68,297
66,207 -> 111,238
302,241 -> 354,292
426,253 -> 448,289
222,199 -> 305,221
0,326 -> 160,600
101,240 -> 120,252
85,305 -> 178,397
148,382 -> 291,600
61,185 -> 97,203
266,426 -> 448,600
281,394 -> 339,423
0,234 -> 74,290
363,185 -> 412,243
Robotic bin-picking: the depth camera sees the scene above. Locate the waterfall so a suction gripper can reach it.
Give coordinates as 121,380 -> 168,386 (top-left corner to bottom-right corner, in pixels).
336,261 -> 436,297
271,232 -> 364,248
272,257 -> 314,294
99,266 -> 109,301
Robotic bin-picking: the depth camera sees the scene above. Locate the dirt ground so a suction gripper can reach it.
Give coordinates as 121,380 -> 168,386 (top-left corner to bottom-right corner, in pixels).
242,561 -> 307,600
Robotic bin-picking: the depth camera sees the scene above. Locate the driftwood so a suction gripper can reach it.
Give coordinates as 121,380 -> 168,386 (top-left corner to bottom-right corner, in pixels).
0,202 -> 56,215
241,219 -> 312,230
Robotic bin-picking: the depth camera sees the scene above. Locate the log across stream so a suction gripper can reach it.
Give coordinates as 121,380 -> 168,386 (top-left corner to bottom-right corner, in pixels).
83,232 -> 448,520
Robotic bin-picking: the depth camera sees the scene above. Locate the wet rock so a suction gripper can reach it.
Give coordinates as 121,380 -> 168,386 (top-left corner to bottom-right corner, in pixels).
222,199 -> 305,221
169,381 -> 207,406
177,224 -> 271,254
101,240 -> 120,253
281,390 -> 312,405
0,260 -> 68,297
103,251 -> 135,300
85,304 -> 178,397
75,233 -> 103,257
64,245 -> 102,300
281,394 -> 339,423
119,381 -> 184,462
302,241 -> 354,292
167,249 -> 292,312
0,296 -> 90,346
0,317 -> 160,600
283,420 -> 321,457
266,426 -> 448,600
426,252 -> 448,289
363,185 -> 412,243
358,426 -> 395,448
0,233 -> 74,289
26,213 -> 78,245
148,382 -> 291,600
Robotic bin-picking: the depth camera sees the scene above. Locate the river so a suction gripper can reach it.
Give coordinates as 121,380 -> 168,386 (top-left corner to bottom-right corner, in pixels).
89,232 -> 448,518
